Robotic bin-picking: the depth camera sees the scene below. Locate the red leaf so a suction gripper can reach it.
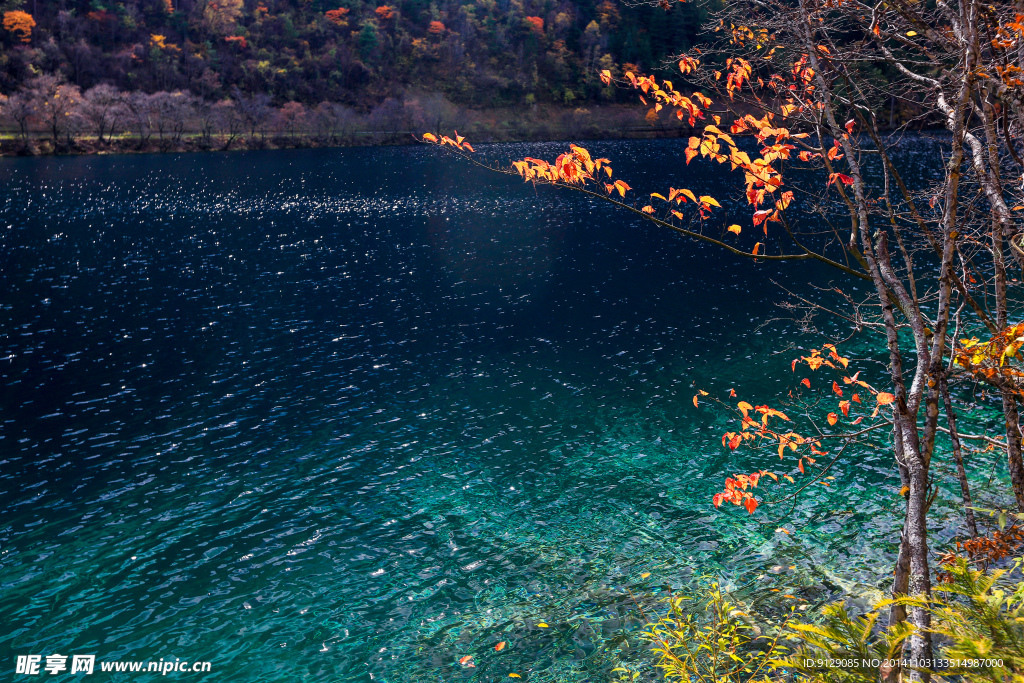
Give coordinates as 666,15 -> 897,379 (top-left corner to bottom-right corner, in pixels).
832,381 -> 843,396
744,496 -> 758,514
752,209 -> 772,226
800,378 -> 811,388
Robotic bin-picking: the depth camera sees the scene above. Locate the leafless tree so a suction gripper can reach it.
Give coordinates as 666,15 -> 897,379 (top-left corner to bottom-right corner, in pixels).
82,84 -> 125,143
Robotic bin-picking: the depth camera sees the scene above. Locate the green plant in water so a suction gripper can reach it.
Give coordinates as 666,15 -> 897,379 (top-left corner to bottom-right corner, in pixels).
614,581 -> 792,683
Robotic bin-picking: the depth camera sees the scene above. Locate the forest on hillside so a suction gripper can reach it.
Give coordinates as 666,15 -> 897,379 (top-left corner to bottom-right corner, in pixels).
0,0 -> 709,107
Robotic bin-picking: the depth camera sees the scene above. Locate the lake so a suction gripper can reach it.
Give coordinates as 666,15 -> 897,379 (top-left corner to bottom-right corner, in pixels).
0,140 -> 995,681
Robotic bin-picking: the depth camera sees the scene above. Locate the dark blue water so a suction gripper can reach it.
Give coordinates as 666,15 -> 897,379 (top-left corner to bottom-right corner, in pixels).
0,141 -> 996,682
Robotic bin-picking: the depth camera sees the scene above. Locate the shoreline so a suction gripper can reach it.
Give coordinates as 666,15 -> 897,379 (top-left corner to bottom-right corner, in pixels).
0,126 -> 694,158
0,102 -> 698,158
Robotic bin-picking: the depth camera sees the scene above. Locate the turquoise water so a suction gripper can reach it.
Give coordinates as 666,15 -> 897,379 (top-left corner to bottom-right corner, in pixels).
0,141 -> 1003,681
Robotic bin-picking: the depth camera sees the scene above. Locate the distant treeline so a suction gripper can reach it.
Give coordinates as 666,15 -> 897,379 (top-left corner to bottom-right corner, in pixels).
0,0 -> 710,110
0,74 -> 692,154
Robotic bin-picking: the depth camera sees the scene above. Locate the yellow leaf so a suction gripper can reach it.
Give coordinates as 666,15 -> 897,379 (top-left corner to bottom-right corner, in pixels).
422,133 -> 438,142
680,188 -> 698,203
537,622 -> 549,628
641,205 -> 655,214
727,224 -> 741,234
699,195 -> 721,208
641,572 -> 651,579
510,675 -> 522,679
906,30 -> 917,36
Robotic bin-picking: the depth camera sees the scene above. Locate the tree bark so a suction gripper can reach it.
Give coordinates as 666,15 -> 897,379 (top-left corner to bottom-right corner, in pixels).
941,377 -> 978,537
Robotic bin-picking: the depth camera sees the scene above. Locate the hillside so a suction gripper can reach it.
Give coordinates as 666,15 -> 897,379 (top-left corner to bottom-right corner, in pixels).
0,0 -> 710,108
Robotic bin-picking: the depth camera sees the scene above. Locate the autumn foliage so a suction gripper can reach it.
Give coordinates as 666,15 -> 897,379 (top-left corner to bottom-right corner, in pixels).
2,10 -> 35,43
324,8 -> 350,26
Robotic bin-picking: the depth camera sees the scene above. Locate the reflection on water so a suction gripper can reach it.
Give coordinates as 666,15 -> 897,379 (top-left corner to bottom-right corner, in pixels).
0,141 -> 995,681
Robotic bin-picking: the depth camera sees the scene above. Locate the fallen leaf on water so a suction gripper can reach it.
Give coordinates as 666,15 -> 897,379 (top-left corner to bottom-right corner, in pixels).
641,572 -> 651,579
509,675 -> 522,679
495,641 -> 506,652
459,655 -> 475,667
537,622 -> 549,628
775,527 -> 790,534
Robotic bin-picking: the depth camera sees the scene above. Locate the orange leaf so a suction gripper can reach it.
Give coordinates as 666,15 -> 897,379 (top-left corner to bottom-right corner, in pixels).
729,388 -> 737,397
839,400 -> 851,416
800,378 -> 810,388
827,412 -> 838,426
693,395 -> 700,408
422,133 -> 438,142
832,381 -> 843,396
641,205 -> 655,214
495,641 -> 506,652
876,392 -> 895,405
613,180 -> 631,197
728,224 -> 742,235
752,242 -> 762,256
797,459 -> 805,474
744,496 -> 758,514
463,142 -> 475,153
